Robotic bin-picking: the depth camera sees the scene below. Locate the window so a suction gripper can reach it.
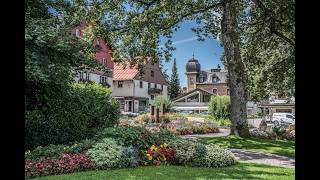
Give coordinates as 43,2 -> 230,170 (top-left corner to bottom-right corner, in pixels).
140,81 -> 143,88
154,84 -> 157,88
212,75 -> 220,83
79,71 -> 84,80
227,88 -> 230,95
118,81 -> 123,88
212,88 -> 218,95
100,76 -> 107,83
161,84 -> 163,90
286,114 -> 295,119
148,82 -> 151,88
75,29 -> 80,37
151,70 -> 154,77
85,72 -> 90,80
151,95 -> 155,100
102,58 -> 107,66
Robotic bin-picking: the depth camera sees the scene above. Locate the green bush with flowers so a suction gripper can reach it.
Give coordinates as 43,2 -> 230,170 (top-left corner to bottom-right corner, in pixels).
25,126 -> 236,179
144,143 -> 174,166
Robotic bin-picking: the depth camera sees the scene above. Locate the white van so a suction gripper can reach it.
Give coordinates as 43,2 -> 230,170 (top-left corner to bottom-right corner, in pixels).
272,113 -> 295,125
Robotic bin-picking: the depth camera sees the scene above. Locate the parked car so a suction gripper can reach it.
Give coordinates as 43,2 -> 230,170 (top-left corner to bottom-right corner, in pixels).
272,113 -> 295,125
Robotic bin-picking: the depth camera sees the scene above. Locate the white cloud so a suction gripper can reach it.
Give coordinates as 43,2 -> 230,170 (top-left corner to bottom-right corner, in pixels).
159,36 -> 198,47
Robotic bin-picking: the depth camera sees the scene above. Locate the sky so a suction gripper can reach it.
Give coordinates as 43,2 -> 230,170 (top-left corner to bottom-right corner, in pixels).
159,21 -> 224,87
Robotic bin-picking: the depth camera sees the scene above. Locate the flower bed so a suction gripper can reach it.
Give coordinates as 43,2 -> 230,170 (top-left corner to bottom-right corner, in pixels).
144,144 -> 174,166
25,126 -> 235,179
25,153 -> 93,179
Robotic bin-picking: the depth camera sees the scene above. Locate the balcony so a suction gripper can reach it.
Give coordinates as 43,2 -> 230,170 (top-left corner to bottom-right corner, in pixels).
148,88 -> 162,94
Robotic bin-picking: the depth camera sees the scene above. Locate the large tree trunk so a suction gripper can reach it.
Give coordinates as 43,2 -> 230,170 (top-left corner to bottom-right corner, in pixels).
221,0 -> 249,137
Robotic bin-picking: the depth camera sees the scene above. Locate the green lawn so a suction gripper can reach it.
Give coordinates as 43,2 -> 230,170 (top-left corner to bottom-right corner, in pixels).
200,135 -> 295,157
33,162 -> 294,180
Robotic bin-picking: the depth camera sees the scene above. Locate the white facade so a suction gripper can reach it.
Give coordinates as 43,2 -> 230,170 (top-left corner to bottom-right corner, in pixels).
112,79 -> 168,113
112,80 -> 168,101
74,71 -> 113,88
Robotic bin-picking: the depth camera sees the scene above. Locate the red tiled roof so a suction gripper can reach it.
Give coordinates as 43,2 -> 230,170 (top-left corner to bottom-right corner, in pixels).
113,62 -> 139,81
113,60 -> 169,86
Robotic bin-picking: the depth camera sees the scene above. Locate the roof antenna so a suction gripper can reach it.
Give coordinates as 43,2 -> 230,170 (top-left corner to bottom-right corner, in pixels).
192,51 -> 195,59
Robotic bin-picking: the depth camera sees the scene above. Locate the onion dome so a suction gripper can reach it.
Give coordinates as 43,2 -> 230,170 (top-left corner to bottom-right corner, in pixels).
186,58 -> 201,72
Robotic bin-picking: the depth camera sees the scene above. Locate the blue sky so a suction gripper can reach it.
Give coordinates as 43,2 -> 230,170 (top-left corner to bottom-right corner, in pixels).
160,21 -> 224,87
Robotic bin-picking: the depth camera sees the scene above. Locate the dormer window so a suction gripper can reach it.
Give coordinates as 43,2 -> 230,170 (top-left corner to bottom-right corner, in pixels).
212,88 -> 218,95
212,75 -> 220,83
151,70 -> 154,77
75,29 -> 80,37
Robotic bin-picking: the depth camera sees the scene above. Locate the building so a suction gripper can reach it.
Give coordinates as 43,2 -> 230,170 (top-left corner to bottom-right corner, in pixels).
112,60 -> 169,113
258,93 -> 295,115
173,57 -> 229,112
72,22 -> 114,87
185,57 -> 229,95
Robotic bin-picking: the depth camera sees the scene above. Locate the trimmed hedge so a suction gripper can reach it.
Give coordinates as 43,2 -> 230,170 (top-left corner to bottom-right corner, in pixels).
25,83 -> 120,150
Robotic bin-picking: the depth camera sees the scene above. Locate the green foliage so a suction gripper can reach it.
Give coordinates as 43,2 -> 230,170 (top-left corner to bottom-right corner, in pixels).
168,138 -> 236,167
25,144 -> 66,160
196,144 -> 236,168
95,126 -> 155,150
25,83 -> 120,150
25,139 -> 96,161
86,138 -> 137,168
151,96 -> 174,112
208,96 -> 231,119
153,128 -> 178,144
168,138 -> 200,166
240,0 -> 295,100
169,59 -> 181,99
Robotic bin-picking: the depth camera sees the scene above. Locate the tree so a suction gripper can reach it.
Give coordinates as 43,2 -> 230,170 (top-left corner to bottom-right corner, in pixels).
239,0 -> 295,101
169,58 -> 181,99
208,95 -> 231,119
61,0 -> 294,137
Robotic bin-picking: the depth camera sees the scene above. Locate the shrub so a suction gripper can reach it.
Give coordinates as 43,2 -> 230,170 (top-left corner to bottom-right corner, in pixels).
153,128 -> 178,144
26,83 -> 120,150
135,113 -> 151,123
95,126 -> 155,150
168,138 -> 236,168
197,144 -> 237,168
25,144 -> 66,160
86,138 -> 139,169
208,96 -> 230,119
144,144 -> 174,166
26,139 -> 97,161
152,96 -> 174,112
168,138 -> 201,166
25,153 -> 93,179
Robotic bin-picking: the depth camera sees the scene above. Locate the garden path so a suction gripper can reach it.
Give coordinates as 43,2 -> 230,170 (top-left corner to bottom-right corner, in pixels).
180,128 -> 295,168
230,149 -> 295,168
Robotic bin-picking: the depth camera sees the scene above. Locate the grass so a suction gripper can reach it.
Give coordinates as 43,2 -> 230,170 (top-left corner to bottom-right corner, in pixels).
33,162 -> 294,180
199,135 -> 295,157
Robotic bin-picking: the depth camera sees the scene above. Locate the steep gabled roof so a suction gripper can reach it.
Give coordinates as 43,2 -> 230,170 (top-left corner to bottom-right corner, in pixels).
113,60 -> 169,86
113,62 -> 139,81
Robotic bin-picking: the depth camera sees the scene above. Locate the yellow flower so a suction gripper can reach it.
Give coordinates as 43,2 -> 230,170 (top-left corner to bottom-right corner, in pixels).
154,147 -> 158,151
148,156 -> 152,160
163,143 -> 168,148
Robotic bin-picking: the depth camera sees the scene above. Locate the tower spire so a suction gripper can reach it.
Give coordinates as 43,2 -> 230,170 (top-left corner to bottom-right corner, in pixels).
192,51 -> 195,59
